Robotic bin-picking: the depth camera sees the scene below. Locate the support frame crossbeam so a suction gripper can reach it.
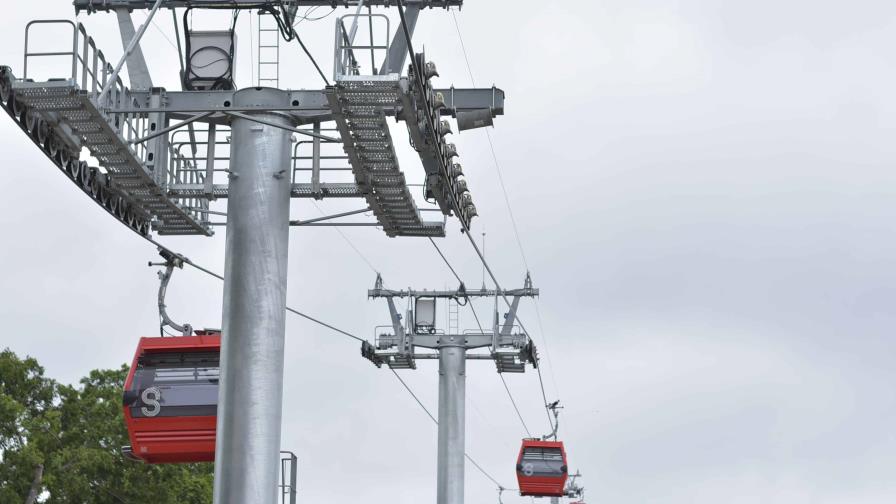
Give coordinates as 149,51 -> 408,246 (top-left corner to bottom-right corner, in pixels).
366,277 -> 538,373
369,286 -> 540,299
167,183 -> 364,198
75,0 -> 464,14
117,88 -> 504,121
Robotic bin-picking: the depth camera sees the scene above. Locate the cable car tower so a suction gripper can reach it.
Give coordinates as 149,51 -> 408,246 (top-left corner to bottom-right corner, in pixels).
363,274 -> 539,504
0,1 -> 505,502
564,471 -> 586,504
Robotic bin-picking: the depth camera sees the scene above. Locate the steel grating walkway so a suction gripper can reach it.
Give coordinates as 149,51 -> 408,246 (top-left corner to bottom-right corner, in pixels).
326,76 -> 445,238
11,80 -> 210,236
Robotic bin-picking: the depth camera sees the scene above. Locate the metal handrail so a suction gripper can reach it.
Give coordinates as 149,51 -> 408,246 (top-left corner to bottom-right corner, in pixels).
23,20 -> 78,81
334,13 -> 391,79
24,21 -> 127,100
24,20 -> 133,144
23,20 -> 134,160
291,134 -> 353,197
19,19 -> 207,229
374,325 -> 399,347
279,451 -> 298,504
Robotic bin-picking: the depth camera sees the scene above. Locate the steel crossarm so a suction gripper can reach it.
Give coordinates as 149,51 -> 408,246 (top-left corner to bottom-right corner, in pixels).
166,183 -> 364,199
119,88 -> 503,122
74,0 -> 464,14
435,86 -> 505,116
368,287 -> 540,298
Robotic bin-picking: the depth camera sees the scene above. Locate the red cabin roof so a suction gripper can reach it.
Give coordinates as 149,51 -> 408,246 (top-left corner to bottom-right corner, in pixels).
135,334 -> 220,352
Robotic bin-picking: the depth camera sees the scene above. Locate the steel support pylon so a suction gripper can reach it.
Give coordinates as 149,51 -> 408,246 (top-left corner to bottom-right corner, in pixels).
215,88 -> 295,504
365,279 -> 539,504
437,344 -> 467,504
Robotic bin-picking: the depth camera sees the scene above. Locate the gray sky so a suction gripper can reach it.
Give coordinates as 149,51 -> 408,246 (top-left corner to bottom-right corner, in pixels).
2,1 -> 895,503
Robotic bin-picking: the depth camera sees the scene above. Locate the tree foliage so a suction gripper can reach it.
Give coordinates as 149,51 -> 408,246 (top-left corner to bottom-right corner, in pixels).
0,349 -> 213,503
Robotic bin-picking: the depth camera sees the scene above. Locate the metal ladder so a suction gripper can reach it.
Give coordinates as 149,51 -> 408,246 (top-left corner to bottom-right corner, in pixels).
448,298 -> 459,336
257,10 -> 280,88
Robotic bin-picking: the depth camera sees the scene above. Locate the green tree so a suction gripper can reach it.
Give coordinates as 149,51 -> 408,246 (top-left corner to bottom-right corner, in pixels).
0,349 -> 213,503
0,349 -> 55,503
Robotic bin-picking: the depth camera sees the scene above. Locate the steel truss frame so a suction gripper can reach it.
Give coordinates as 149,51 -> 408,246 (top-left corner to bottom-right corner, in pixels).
363,273 -> 539,373
1,19 -> 503,237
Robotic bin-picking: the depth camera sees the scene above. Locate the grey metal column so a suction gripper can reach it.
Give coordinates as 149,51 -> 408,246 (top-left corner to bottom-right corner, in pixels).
214,88 -> 295,504
380,5 -> 419,75
114,8 -> 153,90
437,343 -> 467,504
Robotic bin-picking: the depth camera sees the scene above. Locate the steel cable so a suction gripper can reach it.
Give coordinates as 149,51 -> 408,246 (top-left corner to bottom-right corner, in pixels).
451,7 -> 564,414
140,234 -> 509,489
428,237 -> 533,438
396,3 -> 559,435
391,369 -> 506,489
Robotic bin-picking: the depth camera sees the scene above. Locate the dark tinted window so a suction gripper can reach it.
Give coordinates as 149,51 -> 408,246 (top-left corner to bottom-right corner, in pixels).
519,447 -> 565,477
128,351 -> 219,418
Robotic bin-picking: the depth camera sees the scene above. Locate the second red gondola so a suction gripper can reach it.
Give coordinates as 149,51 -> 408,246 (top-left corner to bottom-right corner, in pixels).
516,439 -> 569,497
122,333 -> 220,464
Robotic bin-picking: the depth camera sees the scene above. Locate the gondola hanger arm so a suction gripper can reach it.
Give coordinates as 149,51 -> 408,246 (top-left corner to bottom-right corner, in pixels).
149,247 -> 193,336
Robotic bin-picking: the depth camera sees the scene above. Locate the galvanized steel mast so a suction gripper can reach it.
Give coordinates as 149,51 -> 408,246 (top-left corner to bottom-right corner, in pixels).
216,88 -> 295,503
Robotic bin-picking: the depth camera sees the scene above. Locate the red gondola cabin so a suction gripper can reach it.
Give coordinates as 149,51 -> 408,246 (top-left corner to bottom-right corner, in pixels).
122,334 -> 220,463
516,440 -> 568,497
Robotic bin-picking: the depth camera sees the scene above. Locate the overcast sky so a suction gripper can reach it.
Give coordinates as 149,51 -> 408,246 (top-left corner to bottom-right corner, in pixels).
2,1 -> 895,503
